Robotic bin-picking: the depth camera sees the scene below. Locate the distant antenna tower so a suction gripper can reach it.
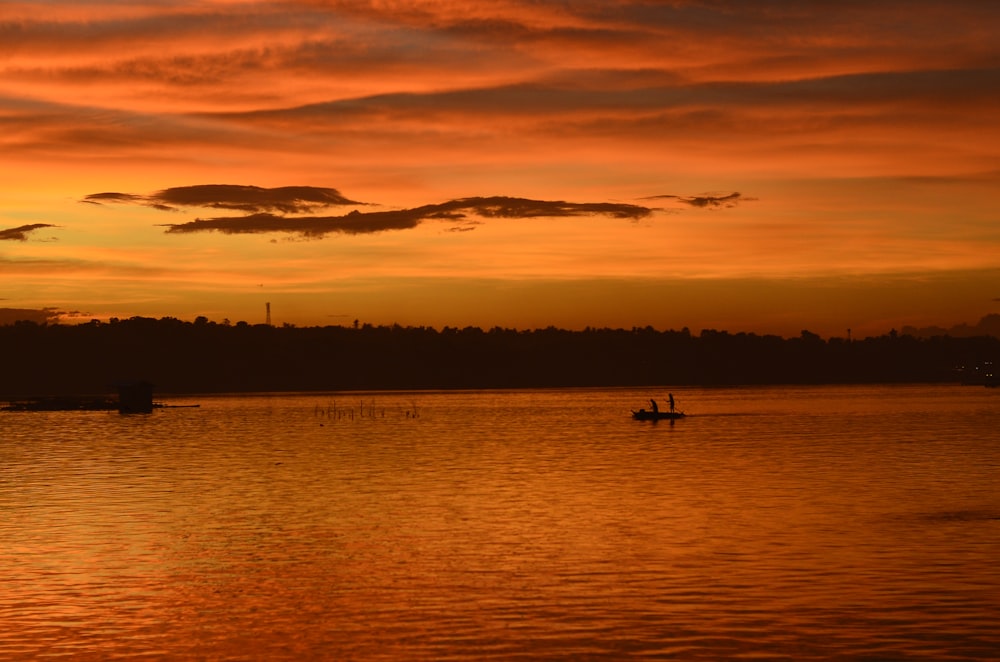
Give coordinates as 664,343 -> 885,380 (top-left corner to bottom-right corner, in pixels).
266,302 -> 271,326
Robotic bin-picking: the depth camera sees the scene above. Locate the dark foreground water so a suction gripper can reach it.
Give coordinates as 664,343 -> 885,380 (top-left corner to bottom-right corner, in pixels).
2,385 -> 998,660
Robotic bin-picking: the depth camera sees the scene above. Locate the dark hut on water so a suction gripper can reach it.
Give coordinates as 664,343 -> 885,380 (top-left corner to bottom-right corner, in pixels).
115,380 -> 154,414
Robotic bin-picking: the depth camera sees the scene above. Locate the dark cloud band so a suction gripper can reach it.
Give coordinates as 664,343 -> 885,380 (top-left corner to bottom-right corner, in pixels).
83,184 -> 360,214
0,224 -> 58,241
0,307 -> 62,325
161,196 -> 653,237
82,184 -> 759,237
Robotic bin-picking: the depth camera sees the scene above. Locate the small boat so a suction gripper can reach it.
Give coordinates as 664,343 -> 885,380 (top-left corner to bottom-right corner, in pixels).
631,408 -> 685,421
632,394 -> 685,420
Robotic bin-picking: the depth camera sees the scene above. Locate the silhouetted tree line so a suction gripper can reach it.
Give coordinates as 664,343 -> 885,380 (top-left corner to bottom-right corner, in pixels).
1,317 -> 997,396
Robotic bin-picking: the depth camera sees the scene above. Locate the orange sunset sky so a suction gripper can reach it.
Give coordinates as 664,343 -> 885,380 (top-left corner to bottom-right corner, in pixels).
2,1 -> 999,337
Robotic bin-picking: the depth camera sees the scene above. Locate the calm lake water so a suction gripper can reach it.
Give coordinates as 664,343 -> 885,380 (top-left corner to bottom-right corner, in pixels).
1,385 -> 998,660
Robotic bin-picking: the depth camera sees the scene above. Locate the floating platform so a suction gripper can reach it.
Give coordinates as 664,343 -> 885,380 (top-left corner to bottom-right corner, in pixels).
2,395 -> 118,412
1,397 -> 200,412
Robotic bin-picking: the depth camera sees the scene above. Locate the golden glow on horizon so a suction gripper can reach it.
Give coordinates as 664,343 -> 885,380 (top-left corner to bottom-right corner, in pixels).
2,1 -> 999,337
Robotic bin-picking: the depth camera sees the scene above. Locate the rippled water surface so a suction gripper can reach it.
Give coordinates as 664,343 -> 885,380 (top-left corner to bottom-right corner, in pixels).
2,385 -> 999,660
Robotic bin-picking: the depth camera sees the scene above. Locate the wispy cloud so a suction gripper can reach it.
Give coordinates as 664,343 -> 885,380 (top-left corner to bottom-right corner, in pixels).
82,192 -> 145,205
5,3 -> 999,182
644,192 -> 748,209
0,224 -> 58,241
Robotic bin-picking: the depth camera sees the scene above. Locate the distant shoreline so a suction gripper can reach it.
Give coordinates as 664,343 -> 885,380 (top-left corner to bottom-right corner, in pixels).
2,318 -> 996,397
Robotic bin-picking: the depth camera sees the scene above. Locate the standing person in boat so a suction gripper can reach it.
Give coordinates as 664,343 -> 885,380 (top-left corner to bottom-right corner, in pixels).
650,399 -> 659,415
668,393 -> 675,413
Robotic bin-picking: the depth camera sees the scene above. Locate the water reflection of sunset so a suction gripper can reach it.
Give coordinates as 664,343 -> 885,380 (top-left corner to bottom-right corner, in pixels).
3,389 -> 998,658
